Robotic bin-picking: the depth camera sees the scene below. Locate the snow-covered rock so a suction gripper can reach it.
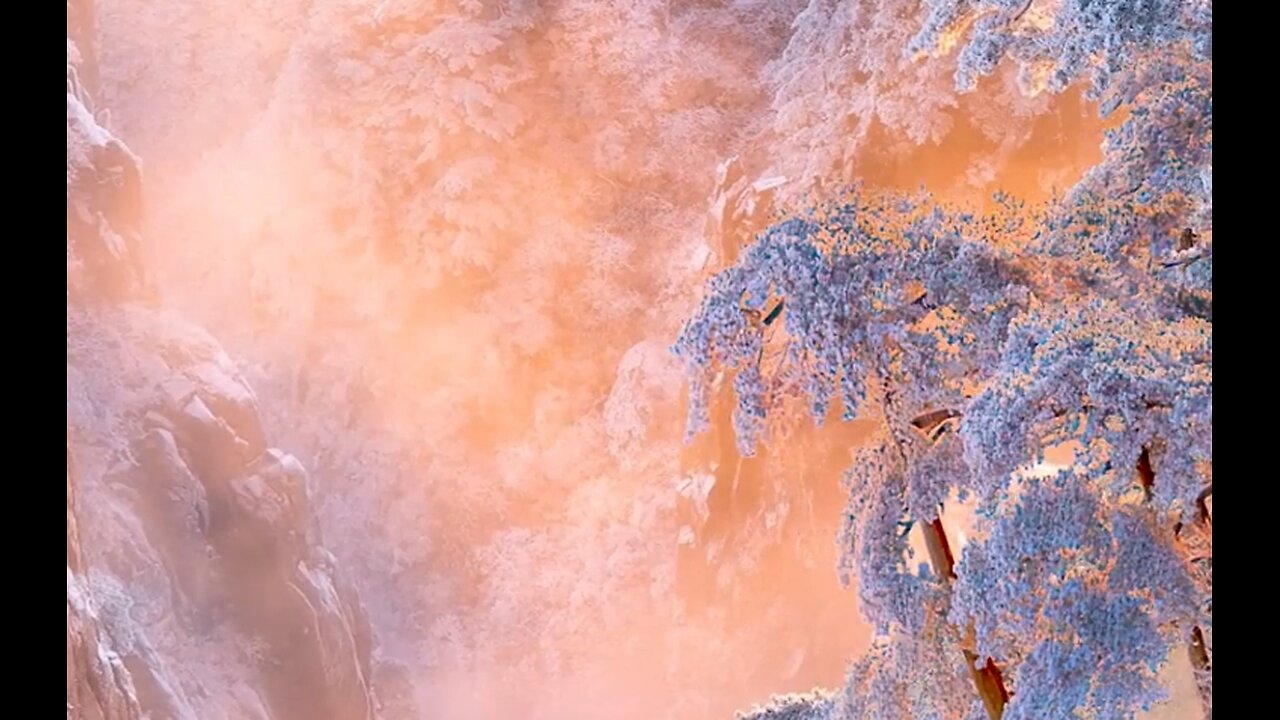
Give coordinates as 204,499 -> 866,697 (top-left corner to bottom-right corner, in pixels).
603,339 -> 684,468
67,9 -> 378,717
68,302 -> 379,720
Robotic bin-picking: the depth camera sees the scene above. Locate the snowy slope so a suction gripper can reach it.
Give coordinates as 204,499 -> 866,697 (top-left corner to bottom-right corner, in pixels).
67,10 -> 379,719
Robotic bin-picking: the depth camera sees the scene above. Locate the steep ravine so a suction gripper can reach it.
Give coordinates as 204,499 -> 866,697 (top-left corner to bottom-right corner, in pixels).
68,11 -> 380,720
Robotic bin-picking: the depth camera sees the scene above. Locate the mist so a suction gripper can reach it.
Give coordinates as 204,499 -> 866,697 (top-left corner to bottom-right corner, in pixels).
68,1 -> 1208,719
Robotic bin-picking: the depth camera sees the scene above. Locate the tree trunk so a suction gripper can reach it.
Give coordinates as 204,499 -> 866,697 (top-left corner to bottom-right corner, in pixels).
874,362 -> 1009,720
1136,446 -> 1155,501
921,517 -> 1009,719
1188,626 -> 1211,719
1135,448 -> 1211,719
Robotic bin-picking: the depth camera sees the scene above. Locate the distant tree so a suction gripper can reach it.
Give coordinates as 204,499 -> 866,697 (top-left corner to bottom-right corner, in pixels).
762,0 -> 1069,203
279,0 -> 542,272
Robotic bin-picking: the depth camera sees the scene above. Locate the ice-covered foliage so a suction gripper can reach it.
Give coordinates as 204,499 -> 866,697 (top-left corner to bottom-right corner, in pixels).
1032,190 -> 1211,324
837,449 -> 932,633
963,299 -> 1211,512
674,190 -> 1039,647
949,476 -> 1201,719
911,0 -> 1212,99
766,0 -> 1212,207
673,189 -> 1030,457
764,0 -> 1063,199
947,288 -> 1210,720
1086,57 -> 1212,206
679,191 -> 1212,715
680,224 -> 1212,717
737,690 -> 835,720
905,0 -> 1215,279
677,0 -> 1212,704
836,627 -> 980,720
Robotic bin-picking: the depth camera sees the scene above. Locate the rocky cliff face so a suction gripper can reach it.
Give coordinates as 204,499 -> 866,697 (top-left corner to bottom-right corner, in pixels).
67,9 -> 378,719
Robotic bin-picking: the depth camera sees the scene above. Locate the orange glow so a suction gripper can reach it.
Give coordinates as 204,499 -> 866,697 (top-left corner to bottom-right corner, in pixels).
75,1 -> 1170,717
